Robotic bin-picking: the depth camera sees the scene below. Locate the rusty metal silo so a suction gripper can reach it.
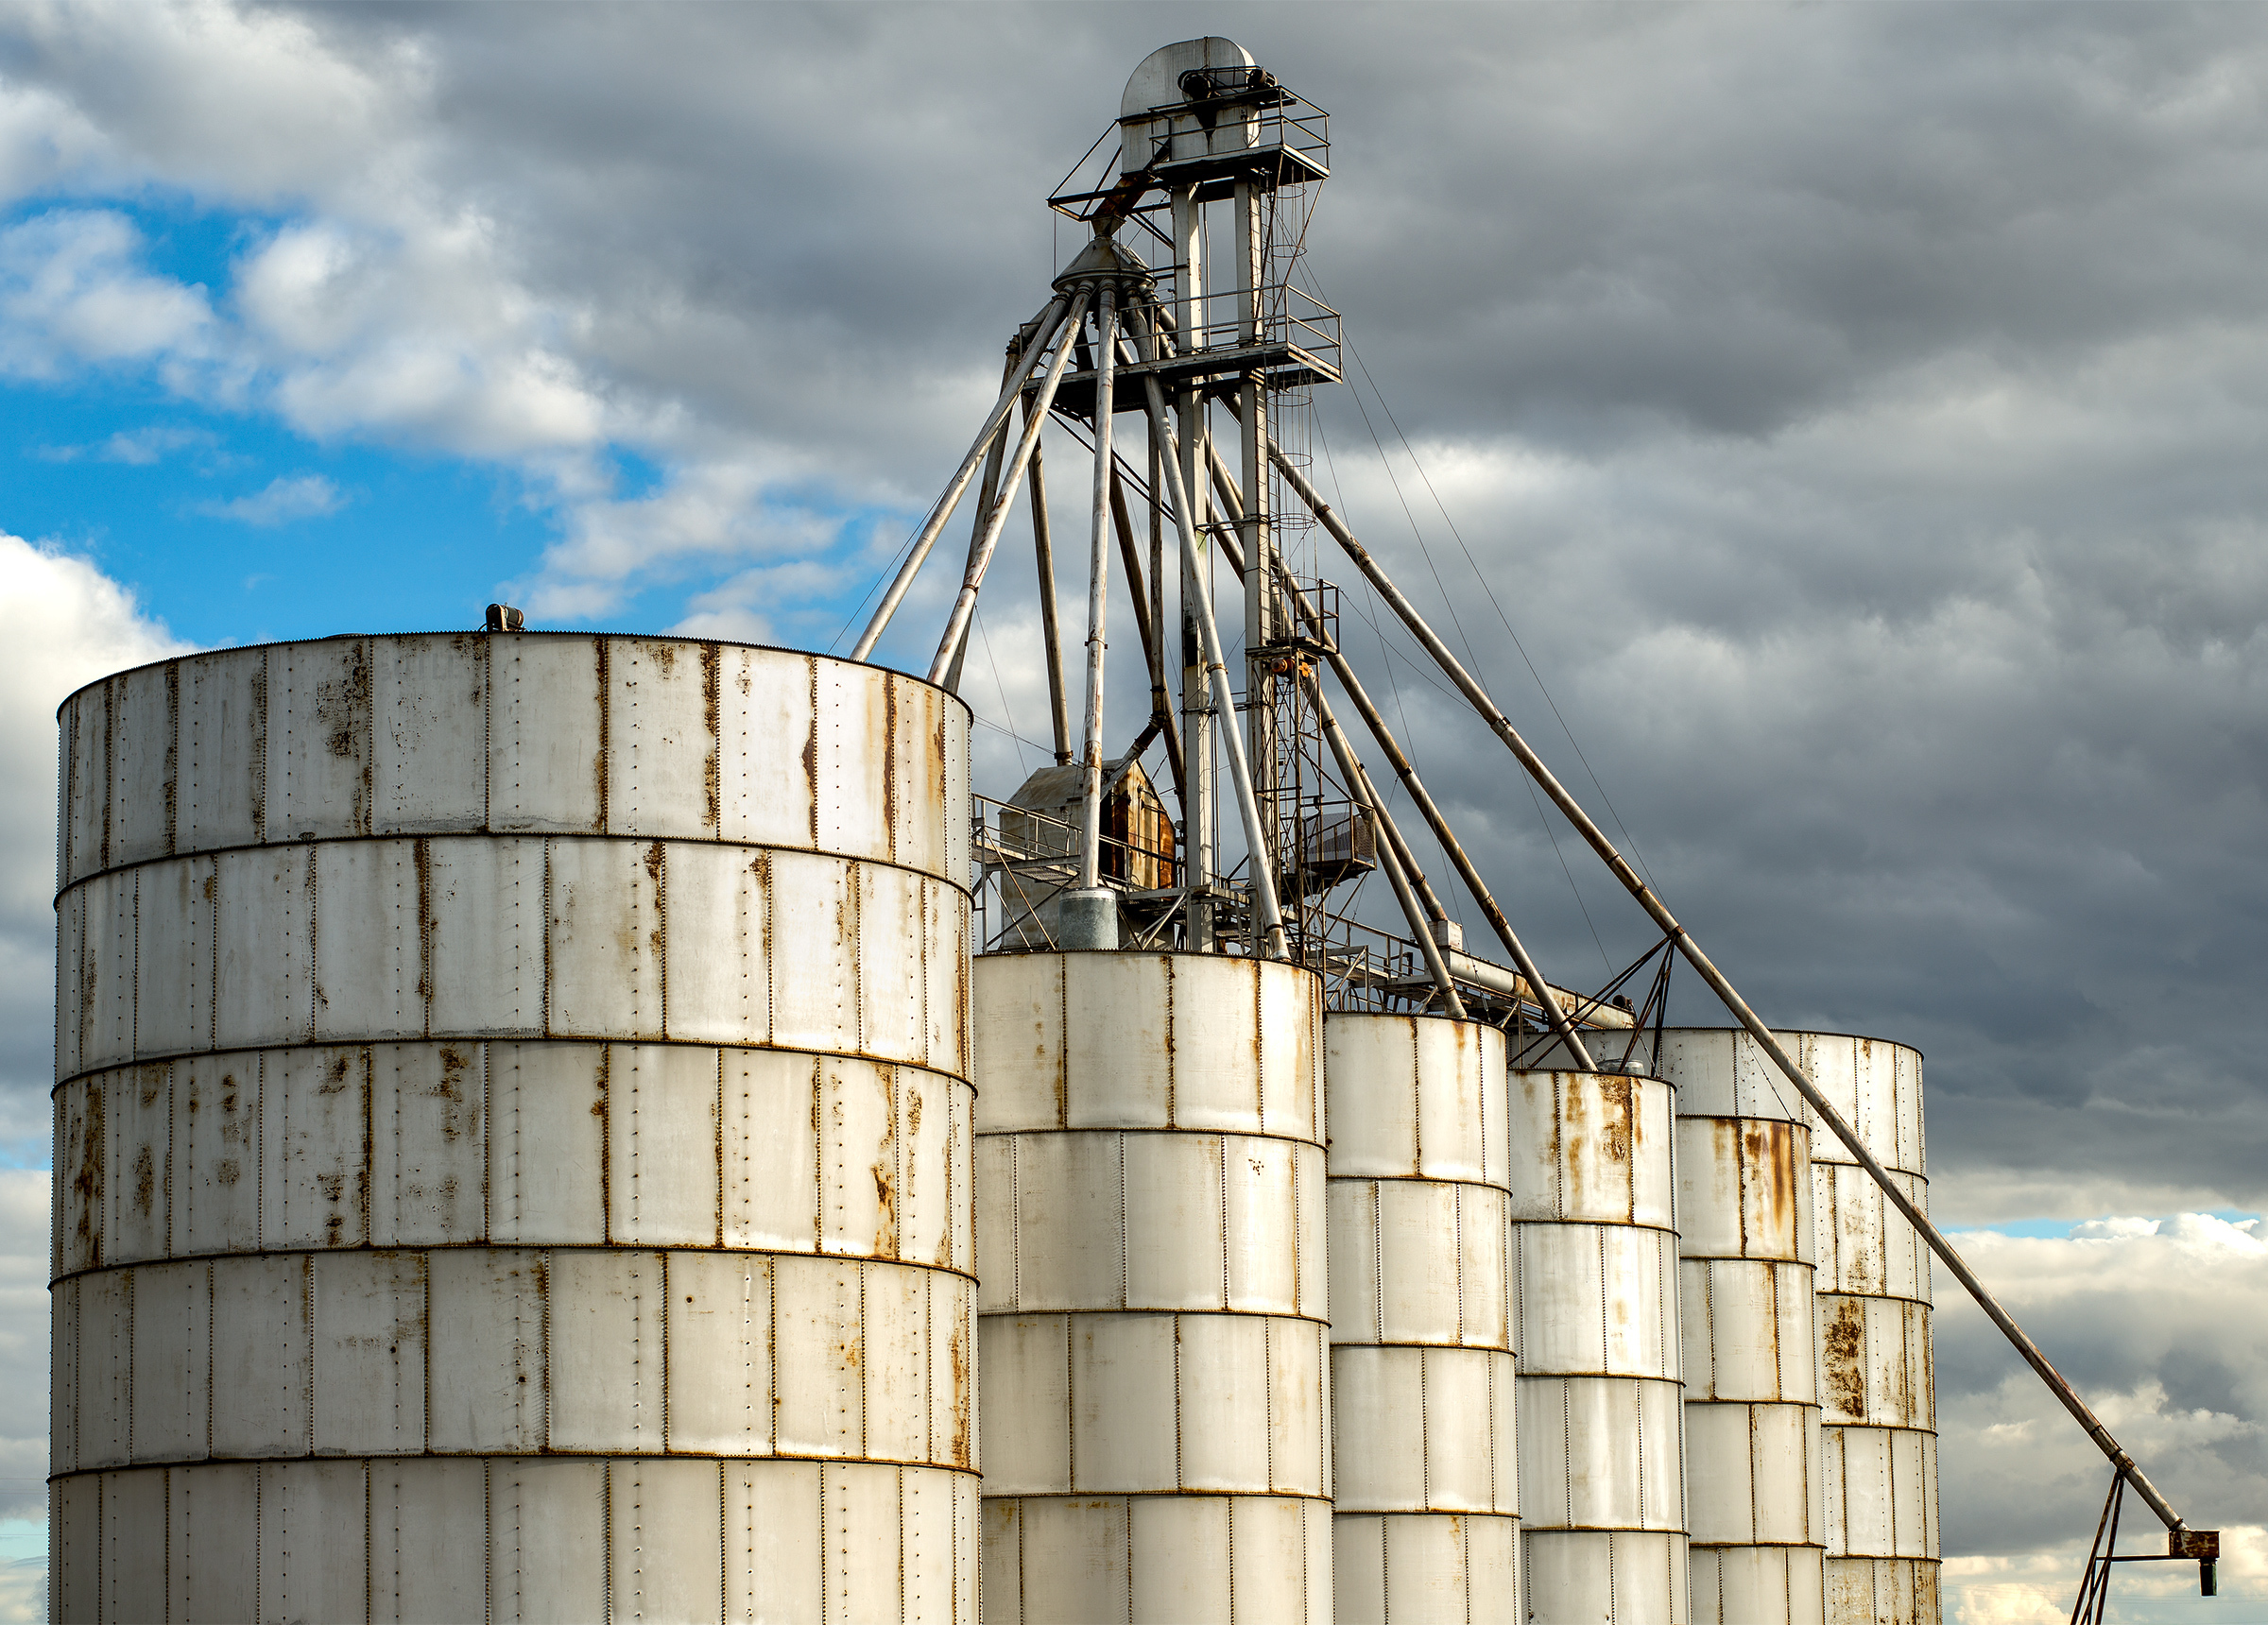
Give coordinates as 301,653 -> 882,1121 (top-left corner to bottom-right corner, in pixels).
49,633 -> 976,1622
1796,1033 -> 1939,1625
972,950 -> 1332,1622
1324,1013 -> 1519,1623
1508,1063 -> 1690,1621
1640,1029 -> 1829,1625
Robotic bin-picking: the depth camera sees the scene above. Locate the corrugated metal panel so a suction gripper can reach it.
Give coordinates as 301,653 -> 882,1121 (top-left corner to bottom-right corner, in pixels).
53,636 -> 976,1623
1823,1555 -> 1941,1625
1693,1545 -> 1828,1625
59,636 -> 971,882
1521,1528 -> 1690,1625
58,1244 -> 977,1468
984,1492 -> 1332,1625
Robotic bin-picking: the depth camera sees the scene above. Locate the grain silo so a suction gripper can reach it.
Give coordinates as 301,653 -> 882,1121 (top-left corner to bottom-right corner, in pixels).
972,951 -> 1332,1620
52,31 -> 2234,1625
1324,1014 -> 1519,1623
1508,1063 -> 1689,1620
1793,1033 -> 1940,1624
1639,1029 -> 1830,1625
50,634 -> 976,1622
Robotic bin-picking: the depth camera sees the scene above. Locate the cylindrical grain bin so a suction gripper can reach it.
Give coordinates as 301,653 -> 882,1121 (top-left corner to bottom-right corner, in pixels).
1324,1014 -> 1518,1625
1793,1033 -> 1938,1625
1632,1030 -> 1828,1625
1509,1064 -> 1688,1622
49,633 -> 977,1624
972,951 -> 1332,1623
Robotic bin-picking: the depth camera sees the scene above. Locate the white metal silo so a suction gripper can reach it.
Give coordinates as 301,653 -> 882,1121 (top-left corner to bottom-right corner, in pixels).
50,632 -> 977,1624
972,950 -> 1332,1623
1630,1029 -> 1828,1625
1324,1013 -> 1518,1625
1508,1064 -> 1689,1622
1794,1032 -> 1939,1625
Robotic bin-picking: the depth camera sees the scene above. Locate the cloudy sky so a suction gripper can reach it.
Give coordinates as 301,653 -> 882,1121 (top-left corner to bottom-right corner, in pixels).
5,1 -> 2268,1617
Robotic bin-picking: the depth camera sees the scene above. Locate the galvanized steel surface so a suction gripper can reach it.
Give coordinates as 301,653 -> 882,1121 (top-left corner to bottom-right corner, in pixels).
52,635 -> 977,1624
1325,1015 -> 1516,1624
1509,1068 -> 1688,1622
974,950 -> 1330,1623
1642,1031 -> 1938,1622
1676,1114 -> 1825,1624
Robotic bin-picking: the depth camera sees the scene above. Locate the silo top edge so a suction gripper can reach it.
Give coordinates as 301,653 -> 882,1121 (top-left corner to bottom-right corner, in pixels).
57,632 -> 973,723
1641,1022 -> 1925,1064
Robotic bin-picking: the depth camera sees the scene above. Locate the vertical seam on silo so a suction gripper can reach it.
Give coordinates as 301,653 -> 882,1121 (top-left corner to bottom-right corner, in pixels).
481,1458 -> 493,1625
541,1247 -> 554,1452
1376,1514 -> 1389,1625
100,676 -> 115,869
1171,1314 -> 1183,1491
767,1255 -> 780,1455
1288,1138 -> 1301,1319
896,1462 -> 907,1625
1217,1135 -> 1230,1310
1369,1183 -> 1383,1343
129,869 -> 141,1065
122,1267 -> 136,1466
1263,1315 -> 1278,1491
714,1050 -> 726,1250
541,841 -> 554,1039
1007,1133 -> 1022,1309
305,839 -> 319,1046
655,842 -> 669,1041
600,1454 -> 613,1625
303,1254 -> 317,1457
658,1251 -> 671,1452
1418,1341 -> 1432,1513
1160,958 -> 1174,1127
1252,964 -> 1264,1132
1453,1182 -> 1467,1346
1116,1136 -> 1127,1309
857,1258 -> 870,1462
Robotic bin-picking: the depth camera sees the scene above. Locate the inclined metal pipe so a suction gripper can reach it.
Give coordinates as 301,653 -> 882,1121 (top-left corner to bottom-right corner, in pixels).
1109,466 -> 1184,798
1258,539 -> 1597,1069
1028,428 -> 1072,763
1272,448 -> 2195,1534
929,288 -> 1093,685
853,293 -> 1069,661
940,349 -> 1020,695
1074,287 -> 1119,891
1131,308 -> 1288,960
1305,669 -> 1464,1017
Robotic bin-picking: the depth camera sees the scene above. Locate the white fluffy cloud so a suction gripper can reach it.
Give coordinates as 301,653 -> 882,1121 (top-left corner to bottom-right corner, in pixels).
0,534 -> 191,1151
1940,1215 -> 2268,1617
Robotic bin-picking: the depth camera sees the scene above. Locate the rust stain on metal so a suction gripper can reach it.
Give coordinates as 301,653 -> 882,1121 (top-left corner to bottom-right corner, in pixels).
1744,1119 -> 1800,1253
70,1084 -> 103,1266
593,637 -> 610,834
948,1305 -> 971,1466
1823,1296 -> 1866,1418
414,837 -> 435,1021
436,1046 -> 475,1143
882,676 -> 900,862
163,664 -> 179,856
316,639 -> 375,835
701,643 -> 722,833
1600,1075 -> 1633,1165
801,659 -> 820,848
248,653 -> 267,842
